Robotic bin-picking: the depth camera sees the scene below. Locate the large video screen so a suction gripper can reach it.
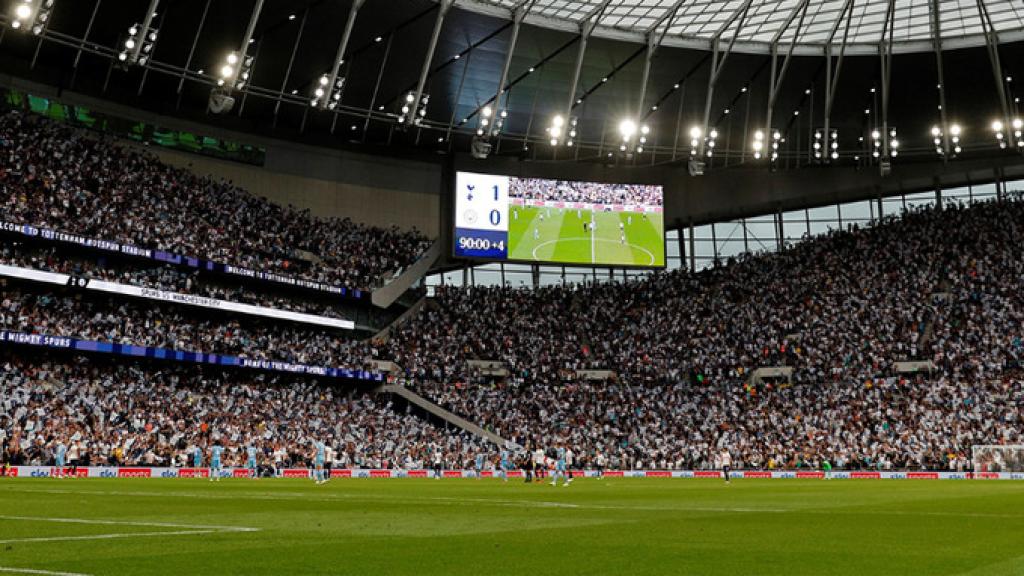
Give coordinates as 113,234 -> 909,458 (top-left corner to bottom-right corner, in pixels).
453,172 -> 665,267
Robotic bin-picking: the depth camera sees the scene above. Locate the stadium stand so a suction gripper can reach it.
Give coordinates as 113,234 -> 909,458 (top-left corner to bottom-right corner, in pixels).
3,185 -> 1024,472
0,109 -> 432,292
0,352 -> 486,470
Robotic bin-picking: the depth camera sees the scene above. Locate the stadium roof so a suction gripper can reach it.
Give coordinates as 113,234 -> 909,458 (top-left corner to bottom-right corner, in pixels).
453,0 -> 1024,55
0,0 -> 1022,168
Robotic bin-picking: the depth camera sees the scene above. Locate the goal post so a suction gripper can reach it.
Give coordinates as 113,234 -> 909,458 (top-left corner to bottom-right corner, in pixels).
972,445 -> 1024,473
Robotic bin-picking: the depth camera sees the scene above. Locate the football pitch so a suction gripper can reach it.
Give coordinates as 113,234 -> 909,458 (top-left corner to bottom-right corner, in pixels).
2,478 -> 1024,575
508,206 -> 665,267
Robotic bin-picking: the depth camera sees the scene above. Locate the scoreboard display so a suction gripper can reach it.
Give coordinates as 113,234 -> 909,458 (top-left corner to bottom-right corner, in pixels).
453,171 -> 665,268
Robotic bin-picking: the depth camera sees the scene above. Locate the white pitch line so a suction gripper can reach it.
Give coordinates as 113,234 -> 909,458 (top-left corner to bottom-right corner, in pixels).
0,515 -> 260,545
531,237 -> 656,265
0,567 -> 93,576
0,515 -> 259,533
0,530 -> 220,545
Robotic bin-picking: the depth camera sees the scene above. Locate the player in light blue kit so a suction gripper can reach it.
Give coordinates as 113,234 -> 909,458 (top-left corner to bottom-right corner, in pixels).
209,443 -> 224,482
499,449 -> 510,483
474,453 -> 485,479
54,439 -> 67,479
246,444 -> 259,479
551,445 -> 568,487
313,440 -> 327,484
192,444 -> 203,475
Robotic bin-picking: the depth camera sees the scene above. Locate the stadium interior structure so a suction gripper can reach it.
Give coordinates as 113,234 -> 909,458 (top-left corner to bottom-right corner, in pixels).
2,0 -> 1024,572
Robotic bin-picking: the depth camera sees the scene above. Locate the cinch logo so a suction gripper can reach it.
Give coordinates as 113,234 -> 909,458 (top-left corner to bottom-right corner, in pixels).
906,472 -> 938,480
5,468 -> 18,477
604,470 -> 624,477
178,468 -> 209,478
481,471 -> 493,478
331,469 -> 352,478
645,471 -> 671,478
282,469 -> 309,479
507,470 -> 523,477
694,471 -> 721,478
743,471 -> 771,479
850,472 -> 881,479
369,470 -> 391,478
232,469 -> 251,478
407,470 -> 427,478
796,472 -> 825,479
117,468 -> 152,478
975,472 -> 1000,480
442,470 -> 462,478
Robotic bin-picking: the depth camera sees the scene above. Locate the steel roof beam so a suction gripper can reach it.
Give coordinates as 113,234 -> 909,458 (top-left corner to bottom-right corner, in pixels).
931,0 -> 950,156
879,0 -> 895,159
765,0 -> 810,139
562,0 -> 613,119
636,0 -> 686,119
492,1 -> 535,131
976,0 -> 1012,129
699,0 -> 754,156
127,0 -> 160,63
318,0 -> 365,110
823,0 -> 854,150
407,0 -> 455,125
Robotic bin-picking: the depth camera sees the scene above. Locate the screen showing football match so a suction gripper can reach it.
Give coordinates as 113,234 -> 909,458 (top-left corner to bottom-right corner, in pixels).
453,172 -> 665,267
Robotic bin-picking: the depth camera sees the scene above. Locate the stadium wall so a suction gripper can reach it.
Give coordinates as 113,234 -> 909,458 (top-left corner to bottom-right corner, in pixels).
147,145 -> 441,237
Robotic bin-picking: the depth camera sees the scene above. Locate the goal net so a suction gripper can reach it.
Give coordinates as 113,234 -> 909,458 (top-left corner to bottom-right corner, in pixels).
972,445 -> 1024,472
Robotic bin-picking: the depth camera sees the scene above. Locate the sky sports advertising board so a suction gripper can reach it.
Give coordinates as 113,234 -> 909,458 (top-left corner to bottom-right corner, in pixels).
453,172 -> 665,267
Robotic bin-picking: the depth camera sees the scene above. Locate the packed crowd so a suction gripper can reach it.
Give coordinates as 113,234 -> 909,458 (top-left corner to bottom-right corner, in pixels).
0,354 -> 487,470
0,109 -> 432,291
3,104 -> 1024,472
412,375 -> 1022,471
386,199 -> 1024,388
0,286 -> 368,369
509,178 -> 663,206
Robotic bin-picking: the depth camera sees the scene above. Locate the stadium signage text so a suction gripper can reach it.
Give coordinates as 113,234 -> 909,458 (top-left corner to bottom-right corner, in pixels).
0,330 -> 384,383
0,220 -> 368,302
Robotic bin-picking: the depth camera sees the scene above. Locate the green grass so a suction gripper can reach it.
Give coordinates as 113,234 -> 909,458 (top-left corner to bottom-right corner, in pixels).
508,206 -> 665,266
1,478 -> 1023,575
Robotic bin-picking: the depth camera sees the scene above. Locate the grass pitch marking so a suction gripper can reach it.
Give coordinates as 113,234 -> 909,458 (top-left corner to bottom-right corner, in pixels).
0,567 -> 93,576
0,514 -> 258,545
530,237 -> 656,265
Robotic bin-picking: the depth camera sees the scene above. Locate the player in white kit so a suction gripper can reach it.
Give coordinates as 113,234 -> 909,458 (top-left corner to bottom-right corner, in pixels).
720,448 -> 733,484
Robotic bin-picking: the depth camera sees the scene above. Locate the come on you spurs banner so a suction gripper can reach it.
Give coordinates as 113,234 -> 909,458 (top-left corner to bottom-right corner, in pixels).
6,467 -> 1023,480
